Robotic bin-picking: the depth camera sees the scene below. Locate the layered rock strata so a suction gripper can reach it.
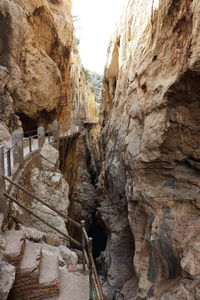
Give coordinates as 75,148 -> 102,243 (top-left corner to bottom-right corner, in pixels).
100,0 -> 200,299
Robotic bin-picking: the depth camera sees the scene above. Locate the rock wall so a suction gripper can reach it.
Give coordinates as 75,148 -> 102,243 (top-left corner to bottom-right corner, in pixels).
10,143 -> 70,246
100,0 -> 200,299
0,0 -> 72,131
70,48 -> 99,127
0,0 -> 98,138
62,124 -> 101,227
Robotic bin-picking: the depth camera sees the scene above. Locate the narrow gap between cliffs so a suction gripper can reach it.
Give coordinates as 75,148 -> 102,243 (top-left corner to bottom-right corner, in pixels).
59,130 -> 107,271
88,211 -> 107,273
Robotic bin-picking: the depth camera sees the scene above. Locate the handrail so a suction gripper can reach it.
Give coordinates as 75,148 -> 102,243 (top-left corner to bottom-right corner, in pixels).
89,252 -> 104,300
4,192 -> 82,248
3,175 -> 82,229
81,225 -> 104,300
23,129 -> 37,134
3,181 -> 104,298
0,121 -> 104,300
3,143 -> 17,155
3,175 -> 104,299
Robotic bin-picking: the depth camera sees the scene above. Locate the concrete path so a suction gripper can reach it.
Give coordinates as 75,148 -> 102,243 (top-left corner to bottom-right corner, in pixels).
44,267 -> 89,300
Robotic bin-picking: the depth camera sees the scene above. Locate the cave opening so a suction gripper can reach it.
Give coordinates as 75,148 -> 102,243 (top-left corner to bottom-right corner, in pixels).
88,213 -> 107,261
17,112 -> 38,137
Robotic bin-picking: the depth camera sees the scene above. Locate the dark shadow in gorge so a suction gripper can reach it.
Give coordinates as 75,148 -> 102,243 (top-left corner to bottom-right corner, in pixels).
17,109 -> 57,136
85,145 -> 98,187
17,112 -> 38,136
88,213 -> 107,259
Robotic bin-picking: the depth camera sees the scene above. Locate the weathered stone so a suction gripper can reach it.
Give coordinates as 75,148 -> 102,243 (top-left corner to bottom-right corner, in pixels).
0,261 -> 16,300
181,236 -> 200,277
42,243 -> 64,266
4,230 -> 25,267
0,66 -> 10,94
12,145 -> 70,244
0,122 -> 11,147
0,0 -> 97,134
99,0 -> 200,299
40,144 -> 59,170
19,224 -> 45,242
58,245 -> 78,267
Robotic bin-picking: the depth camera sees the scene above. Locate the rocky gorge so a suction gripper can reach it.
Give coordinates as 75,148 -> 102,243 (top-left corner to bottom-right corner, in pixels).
1,0 -> 200,299
99,0 -> 200,299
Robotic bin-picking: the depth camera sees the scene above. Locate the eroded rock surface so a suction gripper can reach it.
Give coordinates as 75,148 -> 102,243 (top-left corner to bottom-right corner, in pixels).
63,125 -> 101,225
0,0 -> 72,129
100,0 -> 200,299
0,261 -> 15,300
11,144 -> 70,245
0,0 -> 98,136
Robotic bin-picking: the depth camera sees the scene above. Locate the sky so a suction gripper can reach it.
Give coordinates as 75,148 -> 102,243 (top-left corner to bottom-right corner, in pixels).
72,0 -> 127,74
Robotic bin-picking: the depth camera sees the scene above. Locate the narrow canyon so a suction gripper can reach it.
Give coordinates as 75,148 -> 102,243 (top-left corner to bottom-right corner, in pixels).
0,0 -> 200,299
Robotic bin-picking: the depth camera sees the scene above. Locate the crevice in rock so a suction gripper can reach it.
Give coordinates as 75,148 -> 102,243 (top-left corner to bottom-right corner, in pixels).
58,133 -> 81,192
88,212 -> 107,260
58,128 -> 100,247
85,145 -> 98,188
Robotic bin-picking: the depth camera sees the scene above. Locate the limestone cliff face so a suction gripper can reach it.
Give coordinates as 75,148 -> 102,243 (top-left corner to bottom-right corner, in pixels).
100,0 -> 200,299
62,124 -> 101,227
70,46 -> 99,127
0,0 -> 72,130
0,0 -> 97,136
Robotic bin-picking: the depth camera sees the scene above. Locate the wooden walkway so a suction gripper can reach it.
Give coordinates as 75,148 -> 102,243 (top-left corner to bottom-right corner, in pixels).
2,122 -> 81,177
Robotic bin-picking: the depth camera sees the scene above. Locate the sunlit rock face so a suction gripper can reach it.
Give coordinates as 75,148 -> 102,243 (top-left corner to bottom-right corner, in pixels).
0,0 -> 72,129
0,0 -> 97,135
100,0 -> 200,299
69,46 -> 99,127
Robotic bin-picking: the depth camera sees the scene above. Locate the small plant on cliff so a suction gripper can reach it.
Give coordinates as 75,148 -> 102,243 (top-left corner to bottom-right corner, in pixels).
75,37 -> 80,46
83,67 -> 91,82
82,68 -> 102,103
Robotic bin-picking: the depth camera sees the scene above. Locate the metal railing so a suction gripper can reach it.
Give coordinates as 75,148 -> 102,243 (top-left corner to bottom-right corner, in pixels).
0,120 -> 104,300
3,175 -> 104,300
3,143 -> 16,177
2,122 -> 82,178
2,124 -> 58,178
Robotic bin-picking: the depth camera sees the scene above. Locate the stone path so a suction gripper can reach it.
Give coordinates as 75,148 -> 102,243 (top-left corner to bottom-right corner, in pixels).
3,230 -> 89,300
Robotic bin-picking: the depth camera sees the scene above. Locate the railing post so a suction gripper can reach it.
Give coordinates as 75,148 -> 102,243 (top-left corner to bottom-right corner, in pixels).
0,145 -> 7,218
37,126 -> 45,148
89,237 -> 94,300
12,130 -> 24,167
48,131 -> 51,143
29,136 -> 32,153
7,149 -> 11,176
81,220 -> 86,271
53,120 -> 59,149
